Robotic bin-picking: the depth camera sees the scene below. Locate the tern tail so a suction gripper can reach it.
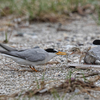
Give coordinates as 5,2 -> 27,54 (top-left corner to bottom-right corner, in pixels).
0,43 -> 17,51
0,50 -> 11,55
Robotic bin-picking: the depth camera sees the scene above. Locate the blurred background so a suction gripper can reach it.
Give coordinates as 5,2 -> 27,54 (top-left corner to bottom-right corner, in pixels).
0,0 -> 100,43
0,0 -> 99,21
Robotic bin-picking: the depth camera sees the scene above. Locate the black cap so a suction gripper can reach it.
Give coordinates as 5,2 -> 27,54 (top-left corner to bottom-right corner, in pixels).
93,40 -> 100,45
45,48 -> 57,53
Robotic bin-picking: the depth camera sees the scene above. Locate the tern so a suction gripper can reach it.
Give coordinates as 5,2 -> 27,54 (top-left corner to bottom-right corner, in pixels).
0,43 -> 67,72
70,40 -> 100,64
84,40 -> 100,64
70,47 -> 93,64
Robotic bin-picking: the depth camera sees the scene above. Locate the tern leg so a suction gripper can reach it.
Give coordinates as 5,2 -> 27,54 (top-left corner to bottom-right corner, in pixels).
29,66 -> 38,72
79,54 -> 85,64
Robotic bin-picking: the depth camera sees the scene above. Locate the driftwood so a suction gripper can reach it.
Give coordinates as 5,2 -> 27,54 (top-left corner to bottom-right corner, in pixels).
67,63 -> 100,69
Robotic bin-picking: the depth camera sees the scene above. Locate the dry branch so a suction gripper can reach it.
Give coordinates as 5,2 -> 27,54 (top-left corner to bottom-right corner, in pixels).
67,63 -> 100,69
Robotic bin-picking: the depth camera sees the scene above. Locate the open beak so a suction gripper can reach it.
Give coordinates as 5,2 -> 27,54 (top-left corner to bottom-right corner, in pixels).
56,51 -> 67,55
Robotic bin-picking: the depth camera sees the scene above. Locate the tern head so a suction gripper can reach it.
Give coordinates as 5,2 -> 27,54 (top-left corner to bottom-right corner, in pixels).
45,48 -> 67,55
70,47 -> 81,55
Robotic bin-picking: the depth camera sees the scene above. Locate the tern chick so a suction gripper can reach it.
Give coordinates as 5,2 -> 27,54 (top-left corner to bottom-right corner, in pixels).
70,47 -> 92,64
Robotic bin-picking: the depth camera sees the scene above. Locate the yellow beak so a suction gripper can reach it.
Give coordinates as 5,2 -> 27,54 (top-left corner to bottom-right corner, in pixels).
56,51 -> 67,55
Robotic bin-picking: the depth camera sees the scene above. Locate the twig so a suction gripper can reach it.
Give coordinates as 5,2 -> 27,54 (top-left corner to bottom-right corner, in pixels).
77,72 -> 100,78
79,86 -> 98,99
45,61 -> 60,65
67,63 -> 100,69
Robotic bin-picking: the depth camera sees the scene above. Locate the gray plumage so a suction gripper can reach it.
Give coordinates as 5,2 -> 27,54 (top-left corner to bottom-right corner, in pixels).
84,46 -> 100,64
84,53 -> 96,64
0,43 -> 17,51
0,43 -> 40,52
0,44 -> 47,62
0,48 -> 47,62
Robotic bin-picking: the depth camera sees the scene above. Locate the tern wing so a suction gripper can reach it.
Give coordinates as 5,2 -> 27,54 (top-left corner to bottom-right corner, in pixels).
0,43 -> 40,51
0,43 -> 17,51
0,48 -> 46,62
89,46 -> 100,60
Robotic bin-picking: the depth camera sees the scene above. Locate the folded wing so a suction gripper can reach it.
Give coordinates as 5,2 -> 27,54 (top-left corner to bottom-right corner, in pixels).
0,48 -> 46,62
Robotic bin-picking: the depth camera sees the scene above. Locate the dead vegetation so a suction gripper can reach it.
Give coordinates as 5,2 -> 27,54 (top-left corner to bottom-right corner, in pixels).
1,72 -> 100,100
0,0 -> 98,23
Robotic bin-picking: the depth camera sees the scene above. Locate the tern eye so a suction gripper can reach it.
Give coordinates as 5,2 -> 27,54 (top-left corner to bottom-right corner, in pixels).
72,49 -> 75,52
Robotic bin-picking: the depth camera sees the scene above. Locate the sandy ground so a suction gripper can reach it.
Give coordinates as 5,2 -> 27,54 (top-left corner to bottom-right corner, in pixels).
0,15 -> 100,100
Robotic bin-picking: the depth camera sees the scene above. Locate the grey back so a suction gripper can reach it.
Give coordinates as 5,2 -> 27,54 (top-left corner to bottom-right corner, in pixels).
0,48 -> 47,62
